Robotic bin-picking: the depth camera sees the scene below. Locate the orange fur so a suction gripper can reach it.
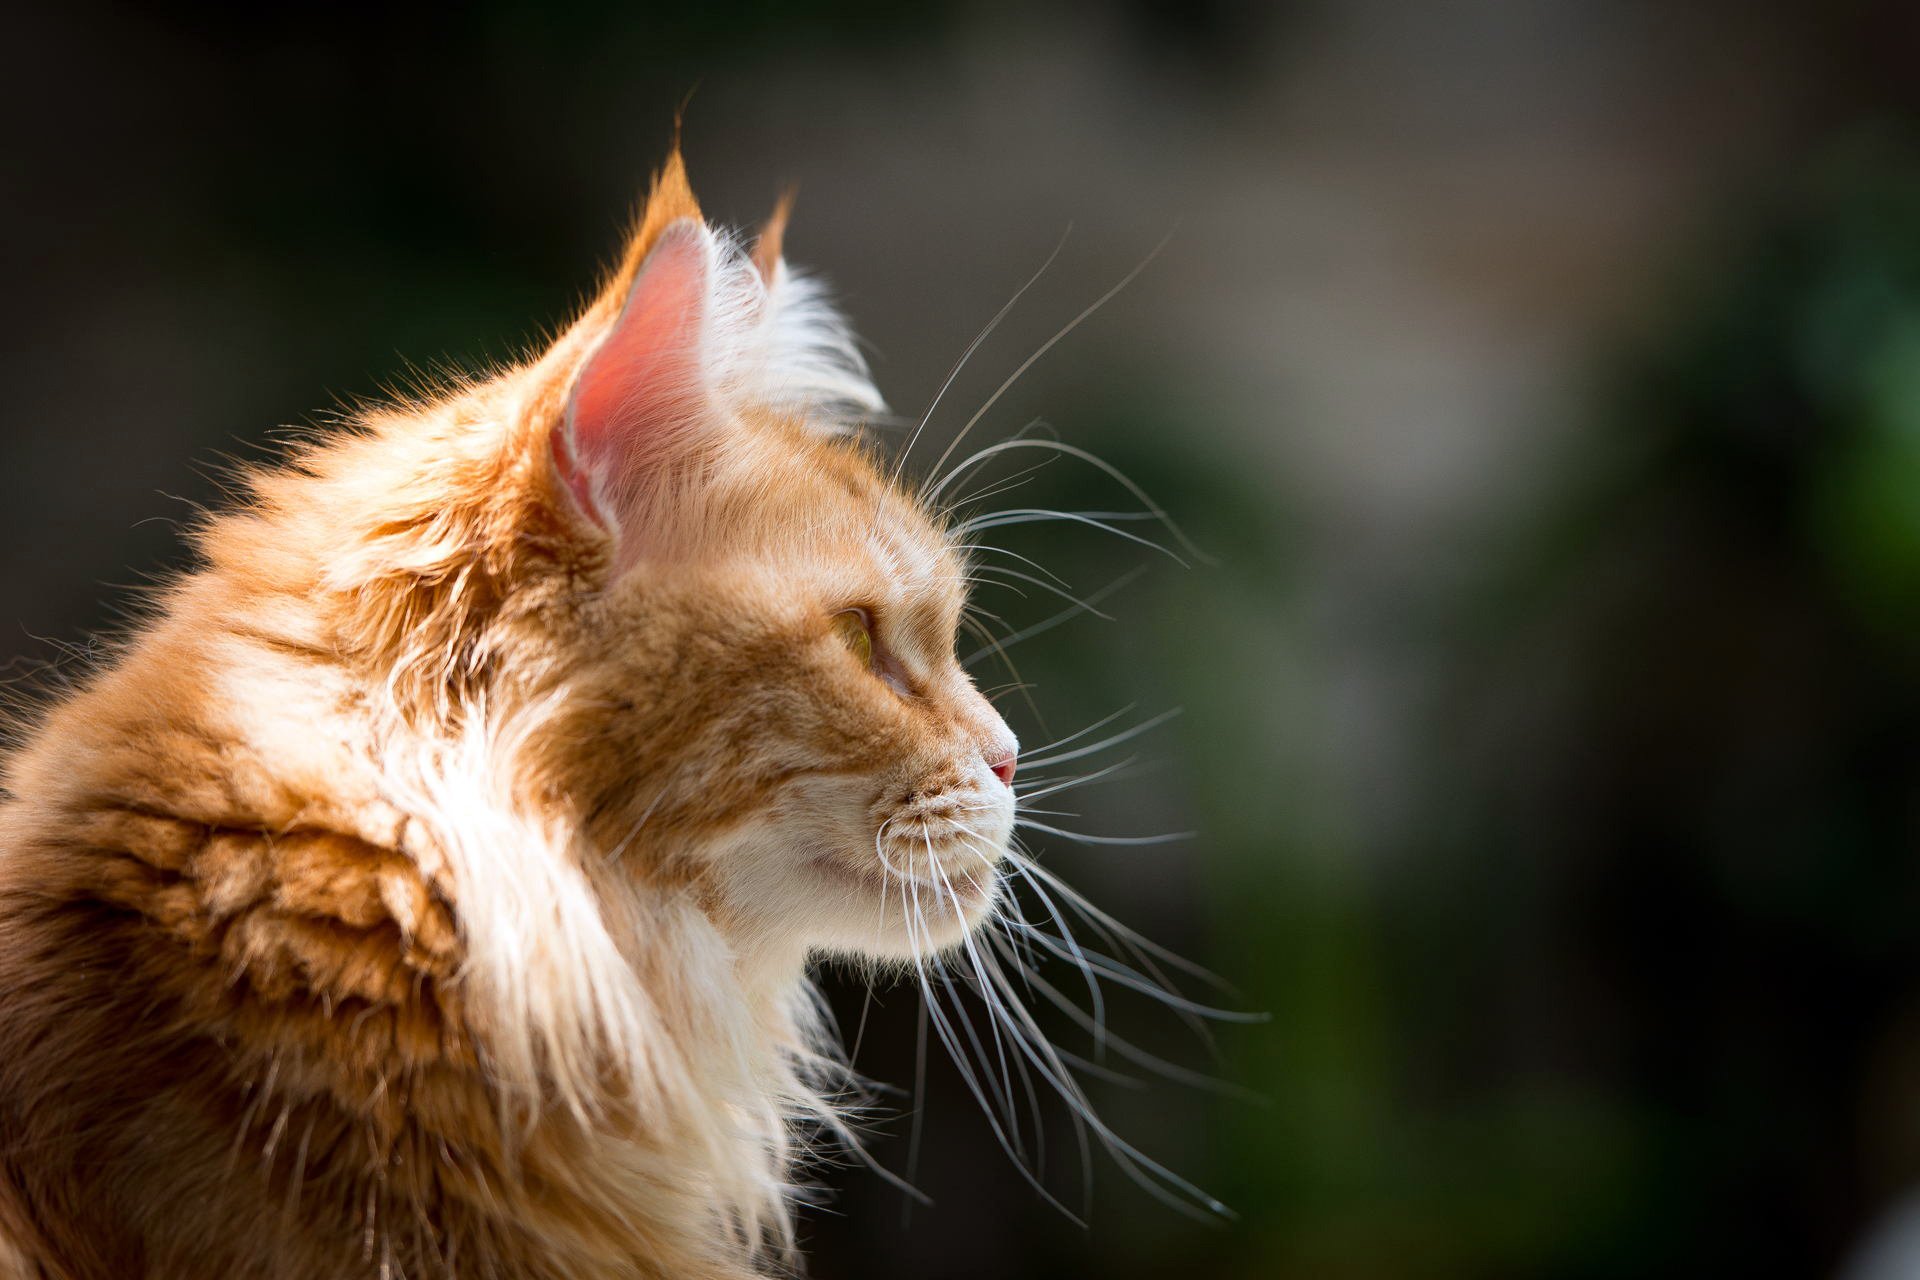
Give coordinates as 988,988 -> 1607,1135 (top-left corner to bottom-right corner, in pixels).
620,150 -> 706,302
750,193 -> 793,285
0,153 -> 1015,1279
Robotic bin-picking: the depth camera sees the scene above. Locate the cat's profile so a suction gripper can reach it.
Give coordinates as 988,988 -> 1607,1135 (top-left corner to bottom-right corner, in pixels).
0,150 -> 1202,1280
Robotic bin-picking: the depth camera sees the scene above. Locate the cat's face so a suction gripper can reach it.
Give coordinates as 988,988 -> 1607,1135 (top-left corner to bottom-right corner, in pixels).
507,156 -> 1017,962
608,435 -> 1017,962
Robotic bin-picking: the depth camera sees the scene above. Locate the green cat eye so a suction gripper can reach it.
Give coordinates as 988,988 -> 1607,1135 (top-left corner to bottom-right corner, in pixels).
832,609 -> 874,668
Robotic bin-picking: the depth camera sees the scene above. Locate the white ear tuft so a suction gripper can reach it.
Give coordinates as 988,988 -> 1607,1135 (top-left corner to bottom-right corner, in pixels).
710,238 -> 886,435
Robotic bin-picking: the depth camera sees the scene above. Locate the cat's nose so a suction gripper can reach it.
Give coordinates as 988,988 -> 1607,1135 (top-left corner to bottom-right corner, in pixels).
987,751 -> 1017,787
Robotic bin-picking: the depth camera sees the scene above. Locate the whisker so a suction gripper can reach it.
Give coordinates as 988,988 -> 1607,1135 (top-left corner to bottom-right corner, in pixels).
1015,820 -> 1195,847
960,566 -> 1150,669
926,837 -> 1027,1161
930,860 -> 1035,1167
901,875 -> 1084,1223
985,932 -> 1262,1103
967,914 -> 1233,1220
1004,848 -> 1240,995
1020,707 -> 1182,771
959,613 -> 1046,730
941,452 -> 1058,517
971,573 -> 1029,601
959,508 -> 1186,566
1012,756 -> 1140,804
1001,924 -> 1262,1025
928,436 -> 1209,565
949,542 -> 1076,591
969,565 -> 1116,620
891,232 -> 1069,489
917,234 -> 1172,507
1000,857 -> 1108,1057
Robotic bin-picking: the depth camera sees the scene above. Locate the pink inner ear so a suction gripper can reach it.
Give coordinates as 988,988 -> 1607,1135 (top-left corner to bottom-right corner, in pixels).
559,220 -> 711,527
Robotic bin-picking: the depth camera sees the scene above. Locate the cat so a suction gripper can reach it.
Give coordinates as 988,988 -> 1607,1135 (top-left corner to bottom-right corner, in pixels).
0,148 -> 1205,1280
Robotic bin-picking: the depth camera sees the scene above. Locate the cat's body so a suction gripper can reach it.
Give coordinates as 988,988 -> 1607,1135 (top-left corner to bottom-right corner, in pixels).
0,155 -> 1020,1279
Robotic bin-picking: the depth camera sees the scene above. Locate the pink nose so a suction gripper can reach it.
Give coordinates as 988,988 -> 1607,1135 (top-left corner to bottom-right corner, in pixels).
988,753 -> 1017,787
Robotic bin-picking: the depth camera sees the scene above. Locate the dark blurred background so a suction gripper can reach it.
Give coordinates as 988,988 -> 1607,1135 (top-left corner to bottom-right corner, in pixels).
9,2 -> 1920,1277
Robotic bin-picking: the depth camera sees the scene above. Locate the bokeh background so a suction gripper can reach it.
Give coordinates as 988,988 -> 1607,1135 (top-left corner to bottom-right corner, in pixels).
8,2 -> 1920,1277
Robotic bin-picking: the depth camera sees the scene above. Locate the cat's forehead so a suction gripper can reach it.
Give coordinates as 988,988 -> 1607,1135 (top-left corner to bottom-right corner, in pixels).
821,444 -> 961,594
754,431 -> 964,615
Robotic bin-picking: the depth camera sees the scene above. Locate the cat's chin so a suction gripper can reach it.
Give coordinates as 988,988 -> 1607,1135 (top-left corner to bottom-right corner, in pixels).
791,852 -> 1001,960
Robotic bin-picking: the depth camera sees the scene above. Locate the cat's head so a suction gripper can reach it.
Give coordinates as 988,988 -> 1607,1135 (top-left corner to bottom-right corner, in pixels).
280,153 -> 1017,965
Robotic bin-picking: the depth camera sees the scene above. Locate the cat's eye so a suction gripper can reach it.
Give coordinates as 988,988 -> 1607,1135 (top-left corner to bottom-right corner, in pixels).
831,609 -> 875,668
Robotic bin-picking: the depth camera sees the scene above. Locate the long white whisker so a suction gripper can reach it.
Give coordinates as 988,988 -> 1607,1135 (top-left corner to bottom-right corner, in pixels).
925,836 -> 1025,1160
984,932 -> 1262,1103
902,874 -> 1082,1222
1000,858 -> 1107,1057
942,454 -> 1058,516
958,613 -> 1047,730
891,232 -> 1069,487
930,437 -> 1209,565
1002,849 -> 1236,993
968,917 -> 1232,1219
1012,757 -> 1140,805
918,234 -> 1172,506
970,565 -> 1117,619
948,542 -> 1076,590
959,508 -> 1186,566
1016,820 -> 1194,847
961,566 -> 1151,669
1003,925 -> 1262,1024
1020,708 -> 1183,770
929,857 -> 1032,1165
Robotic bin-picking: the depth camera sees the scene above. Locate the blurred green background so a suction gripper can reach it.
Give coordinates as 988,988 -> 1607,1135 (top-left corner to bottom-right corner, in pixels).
8,2 -> 1920,1277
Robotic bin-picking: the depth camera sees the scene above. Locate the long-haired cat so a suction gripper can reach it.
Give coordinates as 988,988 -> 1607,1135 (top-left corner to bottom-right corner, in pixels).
0,150 -> 1203,1280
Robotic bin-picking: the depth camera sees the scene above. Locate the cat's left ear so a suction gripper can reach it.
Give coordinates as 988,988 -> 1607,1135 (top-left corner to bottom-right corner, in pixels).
545,152 -> 717,535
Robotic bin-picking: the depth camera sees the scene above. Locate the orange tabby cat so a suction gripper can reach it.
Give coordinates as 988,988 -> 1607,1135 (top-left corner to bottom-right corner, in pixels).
0,152 -> 1021,1279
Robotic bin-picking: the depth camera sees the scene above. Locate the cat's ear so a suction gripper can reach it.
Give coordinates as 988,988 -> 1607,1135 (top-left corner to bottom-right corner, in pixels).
545,152 -> 884,540
552,152 -> 719,533
749,191 -> 793,286
555,219 -> 714,528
